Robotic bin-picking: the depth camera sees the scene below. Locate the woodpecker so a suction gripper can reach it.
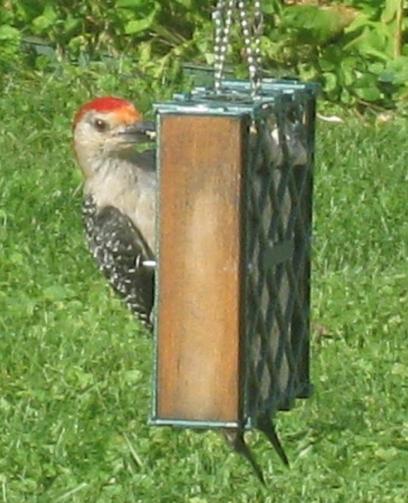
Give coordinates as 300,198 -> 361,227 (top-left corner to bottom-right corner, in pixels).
73,96 -> 156,327
224,416 -> 289,485
72,96 -> 289,482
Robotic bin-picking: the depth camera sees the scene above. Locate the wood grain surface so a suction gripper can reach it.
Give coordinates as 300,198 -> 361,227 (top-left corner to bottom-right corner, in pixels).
156,114 -> 247,423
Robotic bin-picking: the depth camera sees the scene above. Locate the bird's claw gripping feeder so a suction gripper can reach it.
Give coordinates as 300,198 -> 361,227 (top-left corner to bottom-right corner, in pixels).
150,0 -> 318,479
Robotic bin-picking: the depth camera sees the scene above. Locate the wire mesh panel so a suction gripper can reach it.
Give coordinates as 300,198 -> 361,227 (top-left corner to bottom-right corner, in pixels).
243,87 -> 316,425
152,80 -> 317,431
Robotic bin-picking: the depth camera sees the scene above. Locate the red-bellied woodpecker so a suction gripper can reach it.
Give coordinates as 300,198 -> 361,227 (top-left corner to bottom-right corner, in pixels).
73,97 -> 156,327
224,414 -> 289,485
72,96 -> 289,482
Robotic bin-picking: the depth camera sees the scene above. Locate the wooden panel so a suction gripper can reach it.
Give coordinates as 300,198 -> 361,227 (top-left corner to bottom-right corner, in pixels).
156,114 -> 246,423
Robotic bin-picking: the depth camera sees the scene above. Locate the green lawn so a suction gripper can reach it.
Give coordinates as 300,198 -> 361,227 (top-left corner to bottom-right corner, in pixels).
0,72 -> 407,502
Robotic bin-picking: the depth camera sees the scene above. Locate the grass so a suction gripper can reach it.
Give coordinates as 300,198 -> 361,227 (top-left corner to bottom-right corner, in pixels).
0,70 -> 407,502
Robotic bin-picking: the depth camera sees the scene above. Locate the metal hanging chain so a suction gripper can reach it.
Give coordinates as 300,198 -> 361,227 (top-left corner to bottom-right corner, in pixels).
213,0 -> 235,93
253,0 -> 264,90
237,0 -> 263,96
213,0 -> 264,96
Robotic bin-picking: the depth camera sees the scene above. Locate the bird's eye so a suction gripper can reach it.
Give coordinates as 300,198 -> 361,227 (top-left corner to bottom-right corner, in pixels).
94,119 -> 108,132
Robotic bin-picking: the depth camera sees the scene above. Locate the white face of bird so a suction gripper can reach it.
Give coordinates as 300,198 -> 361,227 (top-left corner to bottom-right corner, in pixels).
73,97 -> 154,178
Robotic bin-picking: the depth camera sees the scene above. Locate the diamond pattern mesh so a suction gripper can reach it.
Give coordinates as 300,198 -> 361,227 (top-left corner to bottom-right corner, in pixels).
244,90 -> 315,424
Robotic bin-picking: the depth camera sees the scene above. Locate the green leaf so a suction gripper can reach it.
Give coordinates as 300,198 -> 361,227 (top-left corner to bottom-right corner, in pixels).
124,6 -> 158,34
368,62 -> 386,75
262,0 -> 281,15
32,4 -> 58,34
380,56 -> 408,85
339,59 -> 356,87
382,0 -> 402,23
355,85 -> 382,101
0,25 -> 20,41
63,16 -> 81,35
319,58 -> 336,72
323,72 -> 338,93
282,5 -> 356,45
344,25 -> 390,60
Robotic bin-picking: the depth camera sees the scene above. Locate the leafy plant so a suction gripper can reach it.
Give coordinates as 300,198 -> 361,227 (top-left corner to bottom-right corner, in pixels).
1,0 -> 407,110
260,0 -> 407,108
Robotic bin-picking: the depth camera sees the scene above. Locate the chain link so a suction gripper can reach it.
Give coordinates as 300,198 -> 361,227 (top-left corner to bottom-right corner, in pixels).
213,0 -> 234,93
253,0 -> 263,85
213,0 -> 264,97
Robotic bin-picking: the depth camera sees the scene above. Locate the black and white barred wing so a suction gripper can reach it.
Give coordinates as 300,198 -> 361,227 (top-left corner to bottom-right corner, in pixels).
83,200 -> 154,328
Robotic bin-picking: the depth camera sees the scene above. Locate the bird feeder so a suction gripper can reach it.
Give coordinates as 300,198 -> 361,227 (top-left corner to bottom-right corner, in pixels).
151,77 -> 317,427
149,0 -> 318,465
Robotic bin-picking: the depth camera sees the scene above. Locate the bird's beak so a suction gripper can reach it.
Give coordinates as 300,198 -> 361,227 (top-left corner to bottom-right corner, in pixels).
117,121 -> 156,143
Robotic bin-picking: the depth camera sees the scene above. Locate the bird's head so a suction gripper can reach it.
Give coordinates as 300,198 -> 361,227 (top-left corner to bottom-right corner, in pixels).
73,96 -> 154,177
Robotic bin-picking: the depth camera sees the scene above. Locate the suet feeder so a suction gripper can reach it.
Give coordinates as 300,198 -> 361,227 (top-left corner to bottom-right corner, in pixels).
149,0 -> 318,467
